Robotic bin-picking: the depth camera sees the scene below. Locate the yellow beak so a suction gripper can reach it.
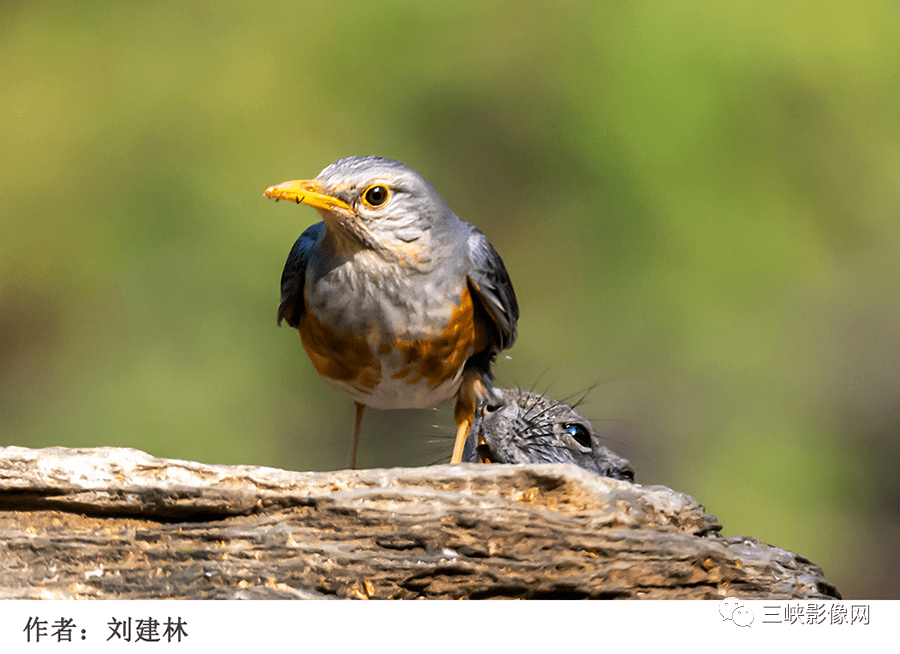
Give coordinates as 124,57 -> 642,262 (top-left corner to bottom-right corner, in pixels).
264,179 -> 352,213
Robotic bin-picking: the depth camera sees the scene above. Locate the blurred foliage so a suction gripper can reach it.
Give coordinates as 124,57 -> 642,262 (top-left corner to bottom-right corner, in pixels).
1,1 -> 897,598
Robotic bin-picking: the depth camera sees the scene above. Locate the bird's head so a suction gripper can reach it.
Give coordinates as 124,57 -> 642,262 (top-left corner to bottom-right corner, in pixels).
265,156 -> 453,263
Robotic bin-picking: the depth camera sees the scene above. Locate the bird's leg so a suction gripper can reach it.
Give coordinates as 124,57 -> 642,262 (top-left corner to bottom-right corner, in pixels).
451,417 -> 471,464
452,369 -> 487,464
349,401 -> 364,469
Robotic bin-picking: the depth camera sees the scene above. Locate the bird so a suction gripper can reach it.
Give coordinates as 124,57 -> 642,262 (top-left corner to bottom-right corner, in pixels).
462,388 -> 634,481
264,156 -> 518,469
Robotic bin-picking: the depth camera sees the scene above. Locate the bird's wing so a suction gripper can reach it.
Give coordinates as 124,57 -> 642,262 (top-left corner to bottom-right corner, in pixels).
277,222 -> 324,328
465,228 -> 519,352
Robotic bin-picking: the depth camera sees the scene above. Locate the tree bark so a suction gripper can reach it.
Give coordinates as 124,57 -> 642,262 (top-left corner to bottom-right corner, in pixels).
0,446 -> 839,600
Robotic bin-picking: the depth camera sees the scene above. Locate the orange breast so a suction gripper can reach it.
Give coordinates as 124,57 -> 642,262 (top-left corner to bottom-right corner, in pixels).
296,297 -> 381,393
296,285 -> 492,397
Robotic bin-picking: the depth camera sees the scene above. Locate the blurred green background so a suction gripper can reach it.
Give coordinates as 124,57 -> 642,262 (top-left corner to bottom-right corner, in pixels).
1,1 -> 897,598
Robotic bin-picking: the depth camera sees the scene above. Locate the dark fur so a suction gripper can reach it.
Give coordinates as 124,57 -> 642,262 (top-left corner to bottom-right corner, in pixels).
462,388 -> 634,481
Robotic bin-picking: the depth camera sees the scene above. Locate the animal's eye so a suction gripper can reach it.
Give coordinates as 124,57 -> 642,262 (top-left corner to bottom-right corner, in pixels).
564,423 -> 592,449
363,184 -> 389,208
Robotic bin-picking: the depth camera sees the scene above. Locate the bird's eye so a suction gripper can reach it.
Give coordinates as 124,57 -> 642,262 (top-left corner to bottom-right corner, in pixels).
363,184 -> 389,208
564,423 -> 592,449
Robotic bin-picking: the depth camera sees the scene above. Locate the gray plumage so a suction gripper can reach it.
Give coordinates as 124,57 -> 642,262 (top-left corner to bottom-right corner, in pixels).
267,156 -> 519,468
273,156 -> 518,411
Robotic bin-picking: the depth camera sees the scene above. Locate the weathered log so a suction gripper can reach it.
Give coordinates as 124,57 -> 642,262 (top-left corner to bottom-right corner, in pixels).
0,446 -> 839,600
